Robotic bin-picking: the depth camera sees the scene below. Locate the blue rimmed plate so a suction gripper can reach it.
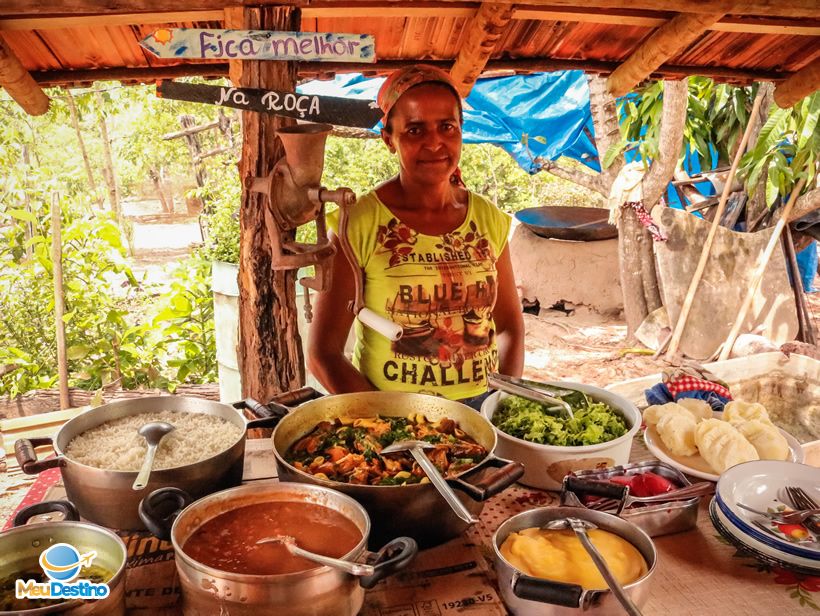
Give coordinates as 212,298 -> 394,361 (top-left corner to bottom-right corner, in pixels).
709,498 -> 820,575
716,460 -> 820,561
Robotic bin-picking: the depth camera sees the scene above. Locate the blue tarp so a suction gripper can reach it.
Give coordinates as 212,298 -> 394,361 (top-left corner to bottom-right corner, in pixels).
298,71 -> 598,174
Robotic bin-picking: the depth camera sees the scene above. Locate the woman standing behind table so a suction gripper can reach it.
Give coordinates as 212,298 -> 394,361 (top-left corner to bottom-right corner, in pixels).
308,65 -> 524,409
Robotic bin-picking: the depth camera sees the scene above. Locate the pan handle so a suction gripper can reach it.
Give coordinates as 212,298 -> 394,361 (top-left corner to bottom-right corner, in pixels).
234,388 -> 324,430
359,536 -> 418,589
512,572 -> 585,607
447,456 -> 524,501
15,437 -> 65,474
139,487 -> 193,541
563,475 -> 629,501
14,500 -> 80,527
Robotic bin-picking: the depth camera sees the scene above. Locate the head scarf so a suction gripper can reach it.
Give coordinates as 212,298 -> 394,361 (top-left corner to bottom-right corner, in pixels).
377,65 -> 466,188
377,64 -> 462,127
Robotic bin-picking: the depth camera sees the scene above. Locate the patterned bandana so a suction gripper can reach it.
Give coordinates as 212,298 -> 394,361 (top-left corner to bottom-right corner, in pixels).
377,64 -> 462,125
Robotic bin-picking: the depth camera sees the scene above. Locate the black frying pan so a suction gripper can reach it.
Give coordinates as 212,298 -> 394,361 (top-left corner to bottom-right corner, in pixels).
515,206 -> 617,242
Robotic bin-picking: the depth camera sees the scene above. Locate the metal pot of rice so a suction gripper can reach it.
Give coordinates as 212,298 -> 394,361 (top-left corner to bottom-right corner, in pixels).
14,396 -> 284,530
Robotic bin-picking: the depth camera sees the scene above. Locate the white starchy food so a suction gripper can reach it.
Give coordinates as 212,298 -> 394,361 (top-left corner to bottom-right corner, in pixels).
65,411 -> 244,471
735,419 -> 790,461
722,401 -> 773,427
643,402 -> 694,426
694,419 -> 759,474
675,398 -> 713,422
656,411 -> 698,456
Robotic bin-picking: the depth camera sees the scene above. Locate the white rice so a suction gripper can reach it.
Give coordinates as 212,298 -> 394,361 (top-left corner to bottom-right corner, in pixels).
64,411 -> 244,471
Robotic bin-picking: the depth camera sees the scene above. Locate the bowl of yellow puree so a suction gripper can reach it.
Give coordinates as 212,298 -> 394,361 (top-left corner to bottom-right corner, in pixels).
493,507 -> 657,615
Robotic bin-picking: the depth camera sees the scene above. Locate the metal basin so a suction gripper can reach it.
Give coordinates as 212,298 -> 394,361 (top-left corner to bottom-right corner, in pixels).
515,207 -> 616,242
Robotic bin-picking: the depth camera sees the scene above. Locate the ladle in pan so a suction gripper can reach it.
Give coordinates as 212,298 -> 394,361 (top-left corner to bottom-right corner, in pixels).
255,535 -> 376,576
543,517 -> 644,616
379,440 -> 479,525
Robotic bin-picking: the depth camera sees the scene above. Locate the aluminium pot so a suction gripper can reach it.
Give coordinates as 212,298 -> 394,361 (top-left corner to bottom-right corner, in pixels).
493,506 -> 657,615
14,395 -> 288,530
271,391 -> 525,547
139,482 -> 417,616
0,501 -> 127,615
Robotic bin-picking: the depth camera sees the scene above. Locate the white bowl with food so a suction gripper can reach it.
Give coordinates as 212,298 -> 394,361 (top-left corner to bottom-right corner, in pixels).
481,382 -> 641,490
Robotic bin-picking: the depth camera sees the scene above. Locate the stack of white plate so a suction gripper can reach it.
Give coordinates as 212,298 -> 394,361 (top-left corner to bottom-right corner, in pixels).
710,460 -> 820,575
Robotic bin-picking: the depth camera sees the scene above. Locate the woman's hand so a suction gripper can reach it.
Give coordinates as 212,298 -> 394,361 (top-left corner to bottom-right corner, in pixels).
492,245 -> 525,378
307,232 -> 377,393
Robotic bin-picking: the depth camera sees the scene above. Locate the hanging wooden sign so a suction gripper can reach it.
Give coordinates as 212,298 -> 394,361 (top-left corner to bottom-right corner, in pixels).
156,81 -> 383,129
140,28 -> 376,63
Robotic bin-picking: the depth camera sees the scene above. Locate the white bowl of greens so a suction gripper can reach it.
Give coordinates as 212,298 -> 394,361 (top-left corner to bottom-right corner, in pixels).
481,382 -> 641,490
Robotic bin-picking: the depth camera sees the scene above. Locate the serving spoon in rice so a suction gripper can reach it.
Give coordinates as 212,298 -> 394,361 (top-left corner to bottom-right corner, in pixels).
132,421 -> 176,491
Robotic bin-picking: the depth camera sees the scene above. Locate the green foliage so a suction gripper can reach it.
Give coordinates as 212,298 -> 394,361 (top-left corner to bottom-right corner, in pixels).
149,258 -> 216,385
738,91 -> 819,207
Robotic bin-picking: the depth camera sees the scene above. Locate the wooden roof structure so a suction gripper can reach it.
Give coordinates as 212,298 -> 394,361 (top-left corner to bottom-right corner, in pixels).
2,1 -> 820,116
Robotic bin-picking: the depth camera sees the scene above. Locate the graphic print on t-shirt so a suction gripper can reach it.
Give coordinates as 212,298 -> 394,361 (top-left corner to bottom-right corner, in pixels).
375,217 -> 498,378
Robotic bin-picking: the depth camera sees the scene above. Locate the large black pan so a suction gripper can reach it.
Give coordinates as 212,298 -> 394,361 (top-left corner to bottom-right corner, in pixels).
515,206 -> 617,242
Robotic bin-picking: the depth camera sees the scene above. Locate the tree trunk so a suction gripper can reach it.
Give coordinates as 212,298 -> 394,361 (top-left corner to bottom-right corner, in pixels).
21,144 -> 33,258
66,89 -> 103,209
149,166 -> 172,213
745,82 -> 775,230
588,74 -> 625,192
95,91 -> 121,222
235,5 -> 305,403
620,79 -> 688,335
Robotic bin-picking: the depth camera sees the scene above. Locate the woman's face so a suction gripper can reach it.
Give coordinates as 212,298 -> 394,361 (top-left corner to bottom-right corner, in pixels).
381,83 -> 463,186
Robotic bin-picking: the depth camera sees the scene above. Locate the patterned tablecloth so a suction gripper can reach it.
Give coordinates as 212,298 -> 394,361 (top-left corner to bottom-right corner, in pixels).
2,419 -> 818,615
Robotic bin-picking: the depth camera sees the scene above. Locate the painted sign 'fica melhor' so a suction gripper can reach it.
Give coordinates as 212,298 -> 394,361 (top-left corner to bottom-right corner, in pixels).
140,28 -> 375,63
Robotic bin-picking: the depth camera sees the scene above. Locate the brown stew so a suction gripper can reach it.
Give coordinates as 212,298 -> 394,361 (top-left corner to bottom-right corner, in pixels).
285,414 -> 488,485
182,502 -> 362,575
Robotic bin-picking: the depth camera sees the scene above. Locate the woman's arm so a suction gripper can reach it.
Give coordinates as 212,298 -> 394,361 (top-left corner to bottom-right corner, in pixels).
307,232 -> 377,393
492,244 -> 525,377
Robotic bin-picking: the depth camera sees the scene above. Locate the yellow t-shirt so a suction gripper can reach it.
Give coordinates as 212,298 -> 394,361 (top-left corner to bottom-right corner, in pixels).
332,190 -> 511,400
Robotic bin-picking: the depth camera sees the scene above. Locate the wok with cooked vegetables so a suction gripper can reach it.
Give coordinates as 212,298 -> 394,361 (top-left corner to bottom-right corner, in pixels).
284,414 -> 489,485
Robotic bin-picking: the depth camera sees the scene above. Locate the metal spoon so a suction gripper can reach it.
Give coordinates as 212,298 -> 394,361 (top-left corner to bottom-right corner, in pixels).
544,518 -> 643,616
255,535 -> 375,576
132,422 -> 176,491
488,373 -> 574,418
379,440 -> 479,525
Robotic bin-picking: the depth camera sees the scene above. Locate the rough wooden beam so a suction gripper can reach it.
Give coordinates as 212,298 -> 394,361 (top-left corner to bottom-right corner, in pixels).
1,1 -> 818,19
607,12 -> 724,97
32,63 -> 229,86
298,58 -> 788,84
0,10 -> 224,30
774,56 -> 820,108
450,3 -> 514,97
0,35 -> 49,115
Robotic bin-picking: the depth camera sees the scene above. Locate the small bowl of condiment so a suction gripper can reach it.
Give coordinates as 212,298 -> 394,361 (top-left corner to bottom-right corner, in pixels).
492,506 -> 657,615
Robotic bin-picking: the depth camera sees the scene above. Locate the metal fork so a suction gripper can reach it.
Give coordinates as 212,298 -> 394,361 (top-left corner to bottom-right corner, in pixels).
737,502 -> 820,525
785,486 -> 820,534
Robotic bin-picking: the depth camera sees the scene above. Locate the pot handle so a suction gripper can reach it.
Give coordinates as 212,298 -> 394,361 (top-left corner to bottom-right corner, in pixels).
234,387 -> 323,430
139,487 -> 193,541
512,572 -> 585,607
13,500 -> 80,527
359,536 -> 418,589
447,456 -> 524,501
563,475 -> 629,501
15,437 -> 65,474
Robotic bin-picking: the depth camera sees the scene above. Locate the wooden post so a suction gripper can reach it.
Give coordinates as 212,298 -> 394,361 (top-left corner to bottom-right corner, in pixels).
718,177 -> 808,361
50,193 -> 69,409
94,91 -> 121,222
666,89 -> 764,358
66,89 -> 103,208
783,226 -> 816,345
0,35 -> 49,115
449,3 -> 514,98
234,5 -> 305,404
21,144 -> 33,258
